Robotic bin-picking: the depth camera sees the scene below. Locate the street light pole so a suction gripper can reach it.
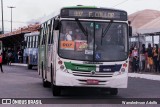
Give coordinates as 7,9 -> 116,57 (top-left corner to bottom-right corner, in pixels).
1,0 -> 4,34
8,6 -> 15,32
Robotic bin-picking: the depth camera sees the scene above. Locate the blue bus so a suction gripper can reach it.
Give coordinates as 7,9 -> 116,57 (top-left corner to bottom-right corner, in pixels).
23,32 -> 39,69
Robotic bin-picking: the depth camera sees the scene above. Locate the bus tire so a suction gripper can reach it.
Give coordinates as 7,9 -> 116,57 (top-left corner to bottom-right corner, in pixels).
43,79 -> 50,88
41,62 -> 50,87
28,64 -> 32,69
52,85 -> 61,96
110,88 -> 118,95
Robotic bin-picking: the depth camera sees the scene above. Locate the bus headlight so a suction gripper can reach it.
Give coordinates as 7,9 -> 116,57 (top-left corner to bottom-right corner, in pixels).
113,71 -> 123,76
113,72 -> 120,76
60,65 -> 64,70
63,69 -> 69,73
121,68 -> 125,72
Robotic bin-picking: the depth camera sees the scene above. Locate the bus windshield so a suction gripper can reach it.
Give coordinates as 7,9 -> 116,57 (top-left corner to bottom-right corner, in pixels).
58,20 -> 128,61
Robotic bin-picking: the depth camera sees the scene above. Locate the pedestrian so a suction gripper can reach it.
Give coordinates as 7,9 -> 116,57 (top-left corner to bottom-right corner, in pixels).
18,50 -> 22,63
147,43 -> 153,72
129,46 -> 134,72
0,53 -> 3,73
7,49 -> 13,65
140,44 -> 146,72
132,46 -> 139,72
152,44 -> 159,72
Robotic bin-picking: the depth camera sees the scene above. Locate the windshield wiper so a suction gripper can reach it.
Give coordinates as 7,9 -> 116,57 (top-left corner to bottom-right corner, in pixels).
102,21 -> 112,38
101,21 -> 112,45
75,19 -> 88,37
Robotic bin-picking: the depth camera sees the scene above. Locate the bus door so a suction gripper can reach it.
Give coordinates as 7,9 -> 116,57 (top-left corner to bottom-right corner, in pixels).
45,20 -> 53,81
47,19 -> 55,82
39,24 -> 47,78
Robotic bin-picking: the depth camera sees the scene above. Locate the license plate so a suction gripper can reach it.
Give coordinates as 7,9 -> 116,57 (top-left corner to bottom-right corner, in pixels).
87,79 -> 99,85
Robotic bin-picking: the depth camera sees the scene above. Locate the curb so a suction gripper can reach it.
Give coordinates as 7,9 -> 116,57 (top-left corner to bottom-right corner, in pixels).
129,73 -> 160,81
10,63 -> 27,67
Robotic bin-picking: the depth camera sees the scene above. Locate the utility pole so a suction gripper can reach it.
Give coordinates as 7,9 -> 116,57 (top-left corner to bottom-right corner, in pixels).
1,0 -> 4,34
8,6 -> 15,32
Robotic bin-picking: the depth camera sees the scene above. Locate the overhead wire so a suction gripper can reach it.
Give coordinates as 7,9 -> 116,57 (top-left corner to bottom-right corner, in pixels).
112,0 -> 129,8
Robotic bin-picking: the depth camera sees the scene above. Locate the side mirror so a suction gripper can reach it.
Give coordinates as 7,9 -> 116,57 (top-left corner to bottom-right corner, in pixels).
129,26 -> 132,37
54,20 -> 60,30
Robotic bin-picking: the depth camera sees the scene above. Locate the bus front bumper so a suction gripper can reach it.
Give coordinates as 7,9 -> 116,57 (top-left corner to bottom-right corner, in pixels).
55,70 -> 128,88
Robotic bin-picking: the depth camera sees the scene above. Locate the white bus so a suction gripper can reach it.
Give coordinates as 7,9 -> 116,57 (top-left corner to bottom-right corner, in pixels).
38,6 -> 132,96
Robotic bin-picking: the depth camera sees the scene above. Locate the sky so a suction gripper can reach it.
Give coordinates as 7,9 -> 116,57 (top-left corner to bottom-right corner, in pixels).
1,0 -> 160,32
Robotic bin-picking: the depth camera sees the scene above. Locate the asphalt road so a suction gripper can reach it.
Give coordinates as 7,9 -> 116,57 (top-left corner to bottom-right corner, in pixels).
0,65 -> 160,104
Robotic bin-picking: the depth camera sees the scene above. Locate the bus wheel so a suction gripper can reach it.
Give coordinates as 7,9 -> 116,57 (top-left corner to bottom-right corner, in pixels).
110,88 -> 118,95
43,79 -> 50,88
28,64 -> 32,69
52,85 -> 61,96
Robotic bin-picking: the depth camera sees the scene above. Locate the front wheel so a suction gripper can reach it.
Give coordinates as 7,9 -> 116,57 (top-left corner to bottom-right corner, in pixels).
110,88 -> 118,95
52,85 -> 61,96
43,79 -> 50,88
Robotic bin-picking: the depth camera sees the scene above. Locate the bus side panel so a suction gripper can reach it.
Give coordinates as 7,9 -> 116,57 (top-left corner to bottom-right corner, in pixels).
40,45 -> 45,78
38,24 -> 46,78
52,30 -> 59,85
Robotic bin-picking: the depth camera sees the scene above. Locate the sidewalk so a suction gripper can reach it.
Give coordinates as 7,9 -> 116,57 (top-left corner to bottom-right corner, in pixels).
129,72 -> 160,81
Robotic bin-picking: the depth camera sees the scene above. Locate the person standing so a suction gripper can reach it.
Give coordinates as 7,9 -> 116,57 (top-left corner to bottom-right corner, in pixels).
18,50 -> 22,63
132,46 -> 138,72
152,44 -> 159,72
129,46 -> 134,72
7,50 -> 13,65
140,44 -> 146,72
0,54 -> 3,73
147,43 -> 153,72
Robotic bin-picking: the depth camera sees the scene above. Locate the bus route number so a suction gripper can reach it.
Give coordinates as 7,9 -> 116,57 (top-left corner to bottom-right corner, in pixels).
74,11 -> 83,16
60,41 -> 75,50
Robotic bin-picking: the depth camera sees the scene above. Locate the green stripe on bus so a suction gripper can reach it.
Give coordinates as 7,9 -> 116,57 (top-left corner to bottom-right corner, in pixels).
64,6 -> 97,8
64,62 -> 96,72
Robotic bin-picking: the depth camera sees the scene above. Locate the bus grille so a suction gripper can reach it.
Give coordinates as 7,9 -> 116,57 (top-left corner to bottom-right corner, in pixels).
72,71 -> 113,77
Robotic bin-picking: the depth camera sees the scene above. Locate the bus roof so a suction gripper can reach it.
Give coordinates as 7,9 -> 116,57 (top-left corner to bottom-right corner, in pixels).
24,31 -> 39,37
61,5 -> 127,12
63,5 -> 97,9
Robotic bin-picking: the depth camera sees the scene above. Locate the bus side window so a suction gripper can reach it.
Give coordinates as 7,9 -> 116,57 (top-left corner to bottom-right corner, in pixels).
30,36 -> 33,48
42,28 -> 46,45
28,36 -> 31,48
42,23 -> 48,45
36,36 -> 38,48
33,36 -> 35,48
42,34 -> 45,45
48,23 -> 51,44
51,19 -> 54,44
26,36 -> 29,48
40,26 -> 44,46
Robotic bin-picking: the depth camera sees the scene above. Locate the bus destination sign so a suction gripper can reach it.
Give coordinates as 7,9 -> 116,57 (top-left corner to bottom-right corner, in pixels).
61,8 -> 127,21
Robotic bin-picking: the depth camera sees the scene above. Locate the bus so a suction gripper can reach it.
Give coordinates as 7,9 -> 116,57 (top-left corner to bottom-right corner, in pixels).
23,32 -> 39,69
38,6 -> 132,96
0,41 -> 2,55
